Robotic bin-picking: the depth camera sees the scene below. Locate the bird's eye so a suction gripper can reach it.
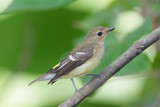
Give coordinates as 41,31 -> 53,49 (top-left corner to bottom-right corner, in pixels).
97,32 -> 102,36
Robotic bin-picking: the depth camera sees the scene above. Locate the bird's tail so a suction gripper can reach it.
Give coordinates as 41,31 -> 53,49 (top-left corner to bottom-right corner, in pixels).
28,73 -> 56,86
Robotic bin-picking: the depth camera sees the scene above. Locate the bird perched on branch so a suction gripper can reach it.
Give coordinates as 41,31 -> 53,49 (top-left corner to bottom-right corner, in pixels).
29,26 -> 115,91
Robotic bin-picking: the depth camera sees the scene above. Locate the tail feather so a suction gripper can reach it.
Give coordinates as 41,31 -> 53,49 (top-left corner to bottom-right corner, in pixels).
28,73 -> 56,86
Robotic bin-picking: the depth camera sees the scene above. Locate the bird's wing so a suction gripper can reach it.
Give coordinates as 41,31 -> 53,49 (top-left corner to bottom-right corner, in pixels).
48,48 -> 94,84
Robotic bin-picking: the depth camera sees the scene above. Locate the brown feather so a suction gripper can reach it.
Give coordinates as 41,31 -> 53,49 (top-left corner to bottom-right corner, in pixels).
48,44 -> 94,84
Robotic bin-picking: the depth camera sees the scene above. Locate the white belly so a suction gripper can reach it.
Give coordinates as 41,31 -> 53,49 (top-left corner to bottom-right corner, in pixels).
63,45 -> 105,78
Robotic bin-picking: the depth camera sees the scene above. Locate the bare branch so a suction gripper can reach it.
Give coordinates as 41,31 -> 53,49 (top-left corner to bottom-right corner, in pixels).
59,27 -> 160,107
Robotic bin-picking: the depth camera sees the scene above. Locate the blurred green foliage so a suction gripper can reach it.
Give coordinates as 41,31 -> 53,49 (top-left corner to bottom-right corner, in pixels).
0,0 -> 160,107
0,0 -> 74,13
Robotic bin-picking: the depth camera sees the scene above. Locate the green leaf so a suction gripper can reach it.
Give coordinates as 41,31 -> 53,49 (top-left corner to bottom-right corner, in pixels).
0,16 -> 23,69
0,9 -> 87,73
0,0 -> 74,14
153,52 -> 160,69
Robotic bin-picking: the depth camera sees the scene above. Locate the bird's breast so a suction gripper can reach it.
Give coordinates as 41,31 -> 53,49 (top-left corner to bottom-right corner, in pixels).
63,44 -> 105,78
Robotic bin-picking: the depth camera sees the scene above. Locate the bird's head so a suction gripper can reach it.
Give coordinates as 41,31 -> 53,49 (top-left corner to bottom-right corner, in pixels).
84,26 -> 115,43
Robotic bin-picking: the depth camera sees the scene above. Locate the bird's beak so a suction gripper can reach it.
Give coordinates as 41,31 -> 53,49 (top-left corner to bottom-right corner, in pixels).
108,27 -> 115,32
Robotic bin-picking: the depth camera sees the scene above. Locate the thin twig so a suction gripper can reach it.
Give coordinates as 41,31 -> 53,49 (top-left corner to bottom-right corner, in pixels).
59,27 -> 160,107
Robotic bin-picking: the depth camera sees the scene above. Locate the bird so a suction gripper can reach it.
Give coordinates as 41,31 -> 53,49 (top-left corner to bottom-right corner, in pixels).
29,26 -> 115,91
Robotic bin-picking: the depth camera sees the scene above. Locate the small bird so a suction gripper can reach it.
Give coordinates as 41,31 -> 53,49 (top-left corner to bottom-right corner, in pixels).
29,26 -> 115,91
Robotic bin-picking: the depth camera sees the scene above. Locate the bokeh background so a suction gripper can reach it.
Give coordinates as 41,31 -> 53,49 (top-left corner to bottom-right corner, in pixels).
0,0 -> 160,107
